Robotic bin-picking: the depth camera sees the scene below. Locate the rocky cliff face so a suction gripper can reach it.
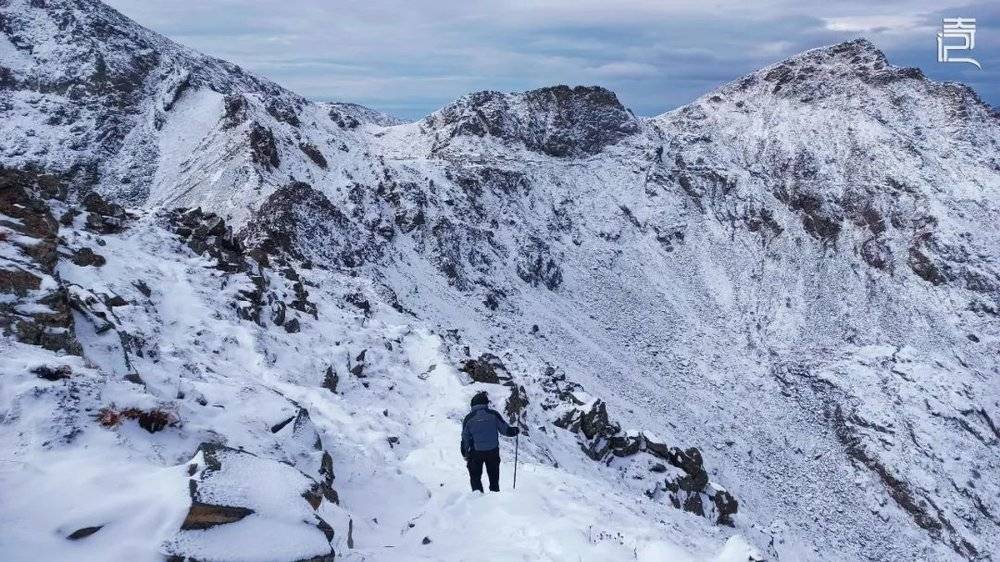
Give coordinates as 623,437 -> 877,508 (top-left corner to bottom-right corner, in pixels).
422,85 -> 639,157
2,2 -> 998,562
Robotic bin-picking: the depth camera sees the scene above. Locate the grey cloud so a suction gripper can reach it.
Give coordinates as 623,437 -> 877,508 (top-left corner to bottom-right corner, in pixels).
104,0 -> 998,119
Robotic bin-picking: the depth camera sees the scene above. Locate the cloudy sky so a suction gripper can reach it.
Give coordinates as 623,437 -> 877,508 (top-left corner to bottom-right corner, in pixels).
105,0 -> 997,120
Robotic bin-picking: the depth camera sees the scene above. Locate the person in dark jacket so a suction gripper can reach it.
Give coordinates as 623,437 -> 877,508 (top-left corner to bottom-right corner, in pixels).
461,391 -> 519,492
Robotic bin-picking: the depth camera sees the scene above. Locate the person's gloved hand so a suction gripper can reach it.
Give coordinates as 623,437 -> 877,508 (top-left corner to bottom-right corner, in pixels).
511,426 -> 520,436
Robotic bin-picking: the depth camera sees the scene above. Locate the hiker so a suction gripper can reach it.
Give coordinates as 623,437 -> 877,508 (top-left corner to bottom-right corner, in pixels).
461,391 -> 520,492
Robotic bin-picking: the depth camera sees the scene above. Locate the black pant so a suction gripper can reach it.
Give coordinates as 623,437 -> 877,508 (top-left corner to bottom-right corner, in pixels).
467,448 -> 501,492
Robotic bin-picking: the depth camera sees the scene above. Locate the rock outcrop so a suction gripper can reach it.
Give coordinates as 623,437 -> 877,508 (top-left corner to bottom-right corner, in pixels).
425,85 -> 639,157
164,443 -> 347,561
0,168 -> 81,354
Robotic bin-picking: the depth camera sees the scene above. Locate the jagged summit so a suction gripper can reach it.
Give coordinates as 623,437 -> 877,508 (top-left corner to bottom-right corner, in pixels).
659,36 -> 996,158
793,38 -> 889,69
691,36 -> 994,129
0,0 -> 384,205
422,85 -> 639,157
768,38 -> 926,93
324,102 -> 407,127
0,0 -> 297,101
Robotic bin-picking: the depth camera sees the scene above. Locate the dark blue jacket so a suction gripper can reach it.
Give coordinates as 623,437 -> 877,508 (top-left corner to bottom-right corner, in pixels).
461,404 -> 517,454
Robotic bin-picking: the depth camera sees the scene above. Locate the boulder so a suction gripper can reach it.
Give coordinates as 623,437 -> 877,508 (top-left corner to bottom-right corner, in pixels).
712,490 -> 739,526
322,366 -> 339,394
164,443 -> 346,561
32,364 -> 72,381
461,353 -> 511,384
181,503 -> 254,530
67,525 -> 103,540
71,247 -> 106,267
80,192 -> 128,234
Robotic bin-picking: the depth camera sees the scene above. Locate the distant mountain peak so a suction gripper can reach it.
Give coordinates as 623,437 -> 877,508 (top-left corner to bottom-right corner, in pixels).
423,84 -> 638,157
758,38 -> 928,94
802,38 -> 888,66
668,37 -> 940,112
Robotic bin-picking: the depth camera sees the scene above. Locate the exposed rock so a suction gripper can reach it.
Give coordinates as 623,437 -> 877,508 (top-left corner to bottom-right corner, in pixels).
547,372 -> 737,526
327,102 -> 405,127
271,415 -> 295,434
80,191 -> 125,218
832,406 -> 951,544
713,490 -> 739,526
425,85 -> 639,158
345,292 -> 371,315
328,108 -> 360,129
59,208 -> 80,226
166,443 -> 344,561
683,493 -> 704,516
516,238 -> 563,290
133,280 -> 152,297
271,300 -> 287,326
71,247 -> 106,267
0,268 -> 43,296
180,502 -> 254,530
241,181 -> 376,268
167,207 -> 266,326
81,191 -> 127,234
249,123 -> 280,170
908,241 -> 946,285
319,451 -> 338,504
67,525 -> 103,540
315,516 -> 335,542
322,366 -> 339,394
299,142 -> 328,169
222,94 -> 248,129
32,364 -> 72,381
460,353 -> 511,384
266,99 -> 302,127
0,169 -> 82,354
504,383 -> 529,428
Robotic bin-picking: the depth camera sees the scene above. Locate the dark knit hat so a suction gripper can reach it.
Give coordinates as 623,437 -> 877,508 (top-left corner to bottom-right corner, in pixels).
471,391 -> 489,407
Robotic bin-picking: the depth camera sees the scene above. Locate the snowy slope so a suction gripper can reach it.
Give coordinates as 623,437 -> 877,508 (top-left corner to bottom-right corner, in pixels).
2,1 -> 999,561
0,173 -> 760,561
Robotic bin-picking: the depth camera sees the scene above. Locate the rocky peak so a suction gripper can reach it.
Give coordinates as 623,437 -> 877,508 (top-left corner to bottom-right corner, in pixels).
0,0 -> 304,199
424,84 -> 639,157
326,102 -> 407,127
798,38 -> 889,71
705,38 -> 933,104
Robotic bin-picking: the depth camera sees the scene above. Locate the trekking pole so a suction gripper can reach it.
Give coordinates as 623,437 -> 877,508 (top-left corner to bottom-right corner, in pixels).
513,386 -> 523,490
513,430 -> 519,490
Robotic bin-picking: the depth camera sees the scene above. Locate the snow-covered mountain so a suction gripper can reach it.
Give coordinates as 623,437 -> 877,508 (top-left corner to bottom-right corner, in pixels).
2,1 -> 998,561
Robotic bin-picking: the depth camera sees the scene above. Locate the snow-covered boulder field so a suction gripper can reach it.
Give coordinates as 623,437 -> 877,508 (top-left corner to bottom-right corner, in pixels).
1,1 -> 998,561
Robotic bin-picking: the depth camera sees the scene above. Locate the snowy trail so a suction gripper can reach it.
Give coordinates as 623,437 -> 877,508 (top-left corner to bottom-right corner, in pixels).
301,329 -> 753,562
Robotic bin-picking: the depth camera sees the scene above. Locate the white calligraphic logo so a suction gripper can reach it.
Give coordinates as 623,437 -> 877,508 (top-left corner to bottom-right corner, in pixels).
937,18 -> 981,69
